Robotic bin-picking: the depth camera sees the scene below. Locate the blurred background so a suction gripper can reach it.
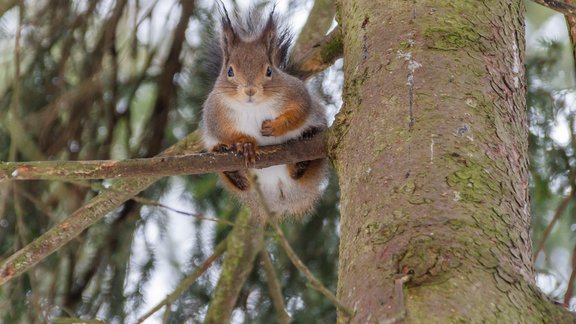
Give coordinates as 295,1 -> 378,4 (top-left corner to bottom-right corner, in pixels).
526,0 -> 576,311
0,0 -> 573,323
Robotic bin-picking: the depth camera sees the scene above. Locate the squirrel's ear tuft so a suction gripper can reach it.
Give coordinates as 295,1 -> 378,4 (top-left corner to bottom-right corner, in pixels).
218,3 -> 237,60
261,10 -> 279,65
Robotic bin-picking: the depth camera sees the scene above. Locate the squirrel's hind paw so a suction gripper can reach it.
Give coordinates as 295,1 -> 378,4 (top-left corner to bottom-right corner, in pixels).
300,127 -> 321,140
222,171 -> 250,191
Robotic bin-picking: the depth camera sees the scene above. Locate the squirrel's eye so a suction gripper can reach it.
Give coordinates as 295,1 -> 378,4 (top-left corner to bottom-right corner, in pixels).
266,66 -> 272,77
227,66 -> 234,77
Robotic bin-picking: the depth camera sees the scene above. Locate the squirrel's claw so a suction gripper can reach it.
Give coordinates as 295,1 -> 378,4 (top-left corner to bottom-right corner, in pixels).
261,120 -> 274,137
233,141 -> 257,167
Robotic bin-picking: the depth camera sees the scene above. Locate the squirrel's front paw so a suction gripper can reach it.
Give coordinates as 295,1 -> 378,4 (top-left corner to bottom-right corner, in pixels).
232,141 -> 257,166
212,143 -> 231,153
261,120 -> 276,137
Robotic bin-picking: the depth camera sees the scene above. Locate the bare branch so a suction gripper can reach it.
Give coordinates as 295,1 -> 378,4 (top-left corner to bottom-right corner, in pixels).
292,0 -> 336,62
132,196 -> 237,227
531,0 -> 576,16
269,220 -> 354,318
1,134 -> 326,181
533,171 -> 576,261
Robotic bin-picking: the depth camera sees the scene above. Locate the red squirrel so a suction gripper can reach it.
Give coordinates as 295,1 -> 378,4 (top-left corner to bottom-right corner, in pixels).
201,6 -> 327,217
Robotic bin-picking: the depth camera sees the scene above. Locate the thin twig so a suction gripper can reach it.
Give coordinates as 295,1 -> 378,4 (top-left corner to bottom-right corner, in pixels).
270,220 -> 354,318
136,238 -> 228,323
260,250 -> 291,324
132,196 -> 237,227
533,172 -> 576,261
533,191 -> 574,261
249,174 -> 354,319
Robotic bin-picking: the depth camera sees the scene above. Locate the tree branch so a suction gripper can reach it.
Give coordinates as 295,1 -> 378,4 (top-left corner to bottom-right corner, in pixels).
144,0 -> 195,156
0,132 -> 201,286
291,27 -> 343,80
0,132 -> 327,286
204,209 -> 264,323
531,0 -> 576,16
0,0 -> 19,17
564,243 -> 576,307
533,171 -> 576,261
132,196 -> 236,227
1,134 -> 326,181
292,0 -> 336,63
269,220 -> 354,319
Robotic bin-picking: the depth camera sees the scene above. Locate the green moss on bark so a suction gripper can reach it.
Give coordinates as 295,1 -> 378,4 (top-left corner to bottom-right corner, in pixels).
425,25 -> 480,50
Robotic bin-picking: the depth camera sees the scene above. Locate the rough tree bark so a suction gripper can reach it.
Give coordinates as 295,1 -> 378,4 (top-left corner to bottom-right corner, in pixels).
333,0 -> 574,322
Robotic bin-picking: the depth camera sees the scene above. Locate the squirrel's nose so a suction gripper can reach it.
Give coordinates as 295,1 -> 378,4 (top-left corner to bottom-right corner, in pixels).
244,86 -> 256,97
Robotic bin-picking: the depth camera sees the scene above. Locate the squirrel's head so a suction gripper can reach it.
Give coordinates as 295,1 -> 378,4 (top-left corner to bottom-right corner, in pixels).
217,6 -> 290,104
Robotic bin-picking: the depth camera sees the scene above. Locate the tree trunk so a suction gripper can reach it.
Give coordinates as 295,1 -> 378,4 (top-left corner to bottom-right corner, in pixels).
333,0 -> 574,322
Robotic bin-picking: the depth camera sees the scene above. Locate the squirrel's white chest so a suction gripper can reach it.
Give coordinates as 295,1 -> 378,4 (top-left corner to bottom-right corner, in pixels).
224,98 -> 299,145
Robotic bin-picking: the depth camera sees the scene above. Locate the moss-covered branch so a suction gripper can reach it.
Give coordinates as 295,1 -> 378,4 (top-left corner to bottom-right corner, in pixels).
292,0 -> 336,62
204,209 -> 264,323
291,27 -> 343,80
